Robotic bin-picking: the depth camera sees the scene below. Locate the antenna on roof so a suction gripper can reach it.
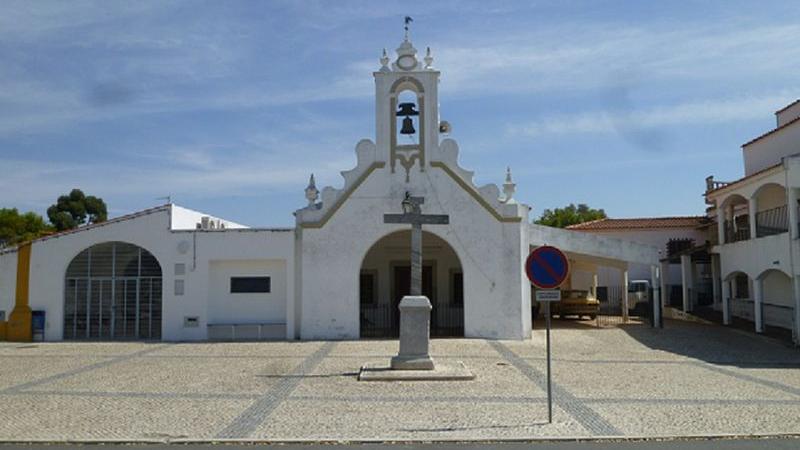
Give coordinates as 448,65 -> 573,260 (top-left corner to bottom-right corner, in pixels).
156,195 -> 172,204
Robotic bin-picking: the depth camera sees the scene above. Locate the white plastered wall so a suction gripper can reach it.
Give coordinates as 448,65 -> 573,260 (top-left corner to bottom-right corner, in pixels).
298,164 -> 530,340
207,260 -> 287,325
743,122 -> 800,176
17,206 -> 294,341
26,209 -> 174,341
0,250 -> 17,320
573,227 -> 705,285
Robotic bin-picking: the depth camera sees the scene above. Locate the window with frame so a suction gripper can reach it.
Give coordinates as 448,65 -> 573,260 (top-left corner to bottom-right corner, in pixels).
360,272 -> 376,305
451,271 -> 463,306
230,276 -> 271,294
734,274 -> 749,299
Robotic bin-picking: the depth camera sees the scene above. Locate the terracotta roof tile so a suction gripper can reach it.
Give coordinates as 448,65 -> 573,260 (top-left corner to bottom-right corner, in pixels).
566,216 -> 707,231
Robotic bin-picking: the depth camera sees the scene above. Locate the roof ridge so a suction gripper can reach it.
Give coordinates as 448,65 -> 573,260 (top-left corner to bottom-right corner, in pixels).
566,216 -> 706,231
775,99 -> 800,114
27,204 -> 171,246
743,114 -> 800,147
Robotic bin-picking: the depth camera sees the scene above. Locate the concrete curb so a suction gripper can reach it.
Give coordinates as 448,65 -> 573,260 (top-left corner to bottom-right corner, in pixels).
1,432 -> 799,445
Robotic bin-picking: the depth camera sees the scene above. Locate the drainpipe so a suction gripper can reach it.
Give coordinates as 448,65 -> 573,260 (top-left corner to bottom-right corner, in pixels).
784,160 -> 800,344
7,242 -> 33,342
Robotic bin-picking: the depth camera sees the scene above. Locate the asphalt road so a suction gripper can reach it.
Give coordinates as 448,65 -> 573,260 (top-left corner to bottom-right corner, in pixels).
2,439 -> 800,450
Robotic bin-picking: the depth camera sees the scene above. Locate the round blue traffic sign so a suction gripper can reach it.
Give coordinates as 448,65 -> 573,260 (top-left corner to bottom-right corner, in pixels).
525,245 -> 569,289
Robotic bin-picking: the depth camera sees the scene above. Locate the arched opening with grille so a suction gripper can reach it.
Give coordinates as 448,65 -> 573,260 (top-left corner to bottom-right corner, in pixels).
64,241 -> 162,340
359,230 -> 463,338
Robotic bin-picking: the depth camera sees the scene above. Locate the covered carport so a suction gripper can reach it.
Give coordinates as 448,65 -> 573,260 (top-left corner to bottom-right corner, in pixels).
529,223 -> 662,326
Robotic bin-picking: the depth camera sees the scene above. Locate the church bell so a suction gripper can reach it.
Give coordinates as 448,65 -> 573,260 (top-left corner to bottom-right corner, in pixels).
397,102 -> 419,135
400,116 -> 416,135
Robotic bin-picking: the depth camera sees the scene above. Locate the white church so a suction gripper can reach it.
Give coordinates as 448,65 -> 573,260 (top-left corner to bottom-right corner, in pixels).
0,35 -> 660,342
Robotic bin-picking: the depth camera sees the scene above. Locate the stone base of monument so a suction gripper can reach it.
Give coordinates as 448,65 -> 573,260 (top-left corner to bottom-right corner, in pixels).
358,360 -> 475,381
357,295 -> 475,382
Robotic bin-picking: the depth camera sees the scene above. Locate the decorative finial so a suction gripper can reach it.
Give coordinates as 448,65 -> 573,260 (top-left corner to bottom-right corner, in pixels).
380,48 -> 390,71
502,167 -> 516,204
404,16 -> 413,41
305,173 -> 319,206
424,46 -> 433,69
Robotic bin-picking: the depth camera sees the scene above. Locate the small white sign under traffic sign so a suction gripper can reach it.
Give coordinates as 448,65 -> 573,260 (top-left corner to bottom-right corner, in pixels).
535,289 -> 561,302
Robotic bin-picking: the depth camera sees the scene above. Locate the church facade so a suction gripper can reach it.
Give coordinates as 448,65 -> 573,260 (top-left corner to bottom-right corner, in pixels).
0,36 -> 660,342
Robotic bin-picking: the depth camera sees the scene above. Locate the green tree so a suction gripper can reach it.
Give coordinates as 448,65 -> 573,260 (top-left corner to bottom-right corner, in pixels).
0,208 -> 54,247
46,189 -> 108,231
535,203 -> 607,228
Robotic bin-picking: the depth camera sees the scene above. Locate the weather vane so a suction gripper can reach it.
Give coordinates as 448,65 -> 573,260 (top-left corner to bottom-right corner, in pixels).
404,16 -> 413,40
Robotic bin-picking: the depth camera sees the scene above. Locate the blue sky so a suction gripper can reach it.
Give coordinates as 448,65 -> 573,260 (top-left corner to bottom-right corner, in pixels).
2,1 -> 799,227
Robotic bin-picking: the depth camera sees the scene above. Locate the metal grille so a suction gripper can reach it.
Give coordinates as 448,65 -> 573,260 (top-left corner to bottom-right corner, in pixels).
359,302 -> 463,338
596,285 -> 650,327
756,205 -> 788,237
63,242 -> 162,340
724,220 -> 750,243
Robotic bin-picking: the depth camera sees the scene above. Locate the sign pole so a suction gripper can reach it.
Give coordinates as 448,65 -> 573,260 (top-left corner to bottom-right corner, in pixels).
526,245 -> 569,427
545,300 -> 552,424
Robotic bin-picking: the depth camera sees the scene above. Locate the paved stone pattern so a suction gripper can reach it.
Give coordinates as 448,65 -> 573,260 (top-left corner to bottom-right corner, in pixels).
0,321 -> 799,440
215,342 -> 336,438
487,340 -> 621,436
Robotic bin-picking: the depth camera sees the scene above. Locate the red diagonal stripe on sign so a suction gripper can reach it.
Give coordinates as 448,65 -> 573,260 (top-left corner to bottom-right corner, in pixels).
533,252 -> 561,281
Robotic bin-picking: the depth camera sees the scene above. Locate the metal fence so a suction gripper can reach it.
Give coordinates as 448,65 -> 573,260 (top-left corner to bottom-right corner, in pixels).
594,285 -> 652,327
360,302 -> 463,338
724,220 -> 750,243
756,205 -> 789,237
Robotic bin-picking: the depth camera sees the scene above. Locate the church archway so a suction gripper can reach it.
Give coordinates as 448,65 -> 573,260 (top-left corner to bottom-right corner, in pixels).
359,230 -> 463,338
64,241 -> 162,340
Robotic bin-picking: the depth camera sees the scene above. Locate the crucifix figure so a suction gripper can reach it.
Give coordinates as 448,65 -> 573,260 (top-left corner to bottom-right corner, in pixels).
383,191 -> 449,370
384,192 -> 449,296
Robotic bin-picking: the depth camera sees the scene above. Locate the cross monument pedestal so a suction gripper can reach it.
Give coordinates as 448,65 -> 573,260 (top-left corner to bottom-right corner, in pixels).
391,295 -> 434,370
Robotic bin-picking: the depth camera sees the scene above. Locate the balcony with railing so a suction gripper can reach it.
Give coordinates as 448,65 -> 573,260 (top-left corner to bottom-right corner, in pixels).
724,219 -> 750,243
756,205 -> 789,237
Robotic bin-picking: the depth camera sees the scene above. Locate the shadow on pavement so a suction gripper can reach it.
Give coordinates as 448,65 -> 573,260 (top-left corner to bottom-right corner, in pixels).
617,320 -> 800,368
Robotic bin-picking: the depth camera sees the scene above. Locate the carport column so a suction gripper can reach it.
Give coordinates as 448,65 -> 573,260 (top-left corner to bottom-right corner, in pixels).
622,269 -> 629,322
650,265 -> 661,327
753,277 -> 764,333
721,279 -> 731,325
680,254 -> 692,313
710,254 -> 720,309
716,207 -> 726,244
660,260 -> 669,308
793,275 -> 800,345
748,197 -> 758,239
592,273 -> 598,298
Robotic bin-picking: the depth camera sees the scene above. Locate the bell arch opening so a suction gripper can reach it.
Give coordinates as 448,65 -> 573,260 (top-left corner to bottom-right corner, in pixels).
63,241 -> 162,340
359,230 -> 463,338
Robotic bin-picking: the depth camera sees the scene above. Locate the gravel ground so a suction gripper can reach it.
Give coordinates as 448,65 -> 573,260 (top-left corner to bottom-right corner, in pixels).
0,320 -> 799,441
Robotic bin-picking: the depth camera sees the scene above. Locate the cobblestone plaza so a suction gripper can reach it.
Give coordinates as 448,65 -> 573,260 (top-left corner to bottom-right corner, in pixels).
1,321 -> 799,441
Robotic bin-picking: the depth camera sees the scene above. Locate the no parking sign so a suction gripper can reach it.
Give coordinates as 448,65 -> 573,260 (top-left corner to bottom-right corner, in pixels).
524,245 -> 569,424
525,245 -> 569,290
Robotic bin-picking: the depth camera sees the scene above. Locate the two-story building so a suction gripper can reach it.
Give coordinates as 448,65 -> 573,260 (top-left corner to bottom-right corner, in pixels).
705,99 -> 800,342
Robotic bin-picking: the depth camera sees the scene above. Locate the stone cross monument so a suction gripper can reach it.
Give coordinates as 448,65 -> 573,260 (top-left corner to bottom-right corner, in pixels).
384,192 -> 449,369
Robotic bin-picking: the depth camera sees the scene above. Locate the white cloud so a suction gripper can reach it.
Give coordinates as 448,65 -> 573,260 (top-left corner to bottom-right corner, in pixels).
506,92 -> 799,137
434,22 -> 800,96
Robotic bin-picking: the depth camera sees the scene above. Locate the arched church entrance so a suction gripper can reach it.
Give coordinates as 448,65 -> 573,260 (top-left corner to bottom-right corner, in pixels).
63,241 -> 162,340
359,230 -> 464,338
